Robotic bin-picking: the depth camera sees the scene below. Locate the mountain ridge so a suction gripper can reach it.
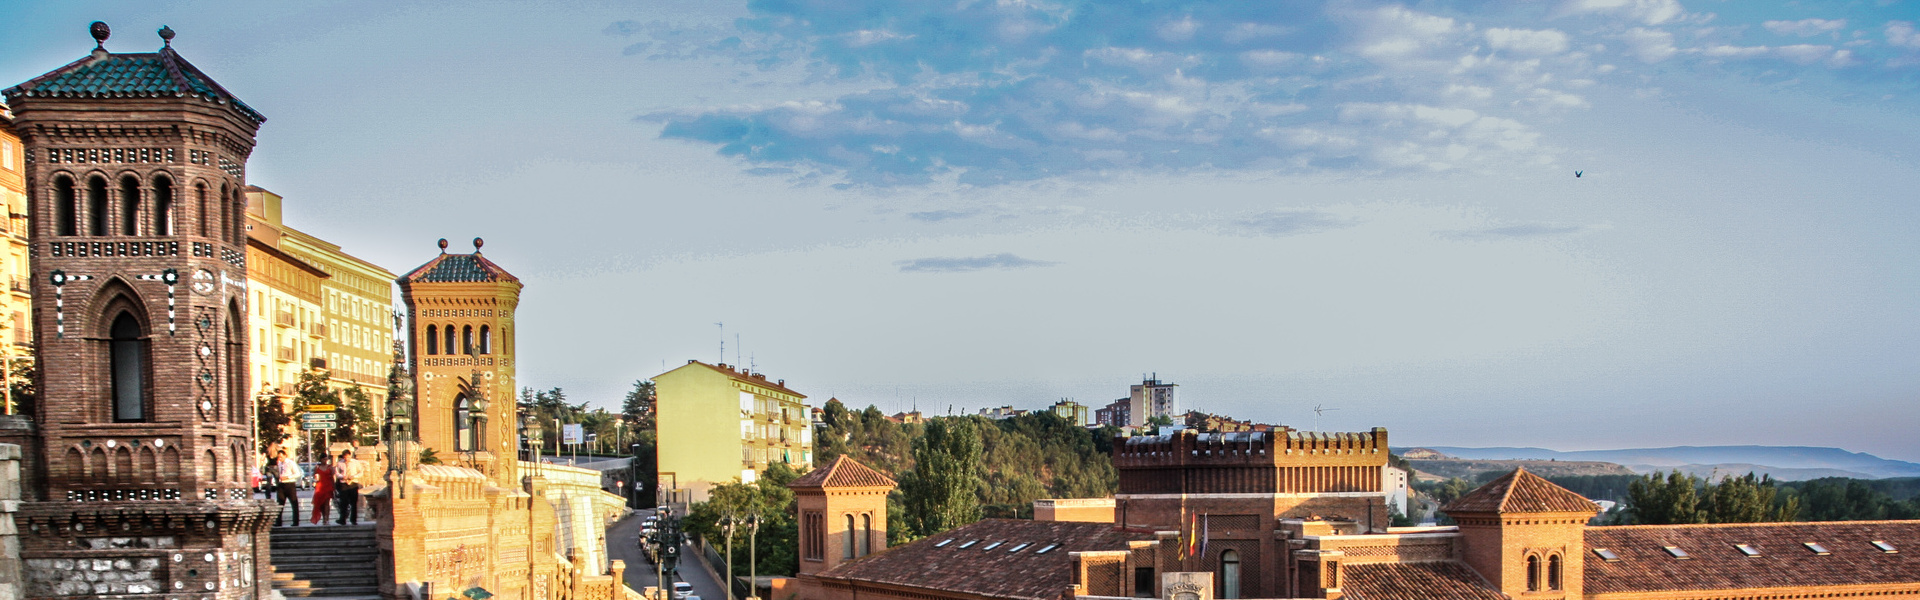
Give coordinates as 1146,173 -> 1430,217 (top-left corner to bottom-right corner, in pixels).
1393,445 -> 1920,480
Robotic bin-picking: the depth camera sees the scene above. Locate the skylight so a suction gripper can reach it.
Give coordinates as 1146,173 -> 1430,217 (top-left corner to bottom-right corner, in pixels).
1663,546 -> 1690,559
934,539 -> 953,548
1035,543 -> 1061,555
1008,543 -> 1032,553
958,540 -> 979,549
1871,541 -> 1897,553
1592,548 -> 1621,562
982,541 -> 1005,551
1733,544 -> 1760,557
1803,542 -> 1831,556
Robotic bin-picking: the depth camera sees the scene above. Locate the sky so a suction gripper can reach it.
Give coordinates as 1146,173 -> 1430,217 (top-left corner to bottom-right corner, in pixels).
4,0 -> 1917,461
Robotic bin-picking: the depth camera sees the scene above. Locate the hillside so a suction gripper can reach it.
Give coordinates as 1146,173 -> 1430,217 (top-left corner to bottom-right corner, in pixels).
1403,445 -> 1920,480
1407,458 -> 1635,481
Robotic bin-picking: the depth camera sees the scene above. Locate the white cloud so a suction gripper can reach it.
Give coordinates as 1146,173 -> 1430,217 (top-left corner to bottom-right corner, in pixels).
1354,6 -> 1462,61
1763,19 -> 1846,37
1559,0 -> 1685,26
1702,45 -> 1771,59
1486,28 -> 1571,55
1621,28 -> 1677,63
1888,21 -> 1920,49
1775,44 -> 1842,66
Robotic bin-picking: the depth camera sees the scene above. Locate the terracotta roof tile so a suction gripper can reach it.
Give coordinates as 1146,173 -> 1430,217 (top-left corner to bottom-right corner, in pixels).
1585,521 -> 1920,594
816,519 -> 1152,600
1342,561 -> 1506,600
5,48 -> 264,123
672,360 -> 806,399
399,252 -> 519,284
790,456 -> 895,489
1442,468 -> 1599,515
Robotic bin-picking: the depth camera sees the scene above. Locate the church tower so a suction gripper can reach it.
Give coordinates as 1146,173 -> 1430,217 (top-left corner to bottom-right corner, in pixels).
1442,468 -> 1599,599
789,456 -> 896,576
4,23 -> 274,599
396,237 -> 521,487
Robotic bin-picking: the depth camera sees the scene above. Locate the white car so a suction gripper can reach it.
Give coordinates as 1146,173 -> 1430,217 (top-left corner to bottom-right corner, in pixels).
672,582 -> 693,600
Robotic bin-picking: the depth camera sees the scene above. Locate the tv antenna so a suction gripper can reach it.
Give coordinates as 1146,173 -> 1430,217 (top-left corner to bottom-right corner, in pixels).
715,322 -> 724,364
1312,404 -> 1339,432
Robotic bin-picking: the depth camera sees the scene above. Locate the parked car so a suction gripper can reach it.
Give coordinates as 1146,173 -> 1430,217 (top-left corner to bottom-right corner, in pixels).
672,582 -> 693,600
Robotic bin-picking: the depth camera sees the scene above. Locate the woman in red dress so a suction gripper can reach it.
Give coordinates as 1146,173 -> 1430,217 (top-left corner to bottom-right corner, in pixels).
310,455 -> 335,525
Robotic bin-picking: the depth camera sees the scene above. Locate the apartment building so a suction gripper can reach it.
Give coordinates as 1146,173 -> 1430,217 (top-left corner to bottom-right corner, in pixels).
655,360 -> 812,502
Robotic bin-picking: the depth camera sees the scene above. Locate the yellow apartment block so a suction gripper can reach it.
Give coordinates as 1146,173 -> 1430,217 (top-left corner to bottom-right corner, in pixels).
655,360 -> 813,503
244,186 -> 396,456
0,109 -> 30,415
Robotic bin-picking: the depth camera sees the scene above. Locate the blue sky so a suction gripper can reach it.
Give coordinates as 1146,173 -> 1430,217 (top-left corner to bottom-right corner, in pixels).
6,0 -> 1918,461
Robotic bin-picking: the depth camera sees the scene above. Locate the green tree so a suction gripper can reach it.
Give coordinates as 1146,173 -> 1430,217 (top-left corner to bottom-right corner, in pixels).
1703,472 -> 1793,523
6,356 -> 35,416
337,383 -> 378,446
622,379 -> 656,430
257,389 -> 290,456
899,417 -> 983,537
1627,470 -> 1707,525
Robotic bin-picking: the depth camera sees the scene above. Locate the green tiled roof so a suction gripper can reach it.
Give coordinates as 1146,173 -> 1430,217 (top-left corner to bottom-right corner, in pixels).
4,47 -> 265,124
400,253 -> 519,284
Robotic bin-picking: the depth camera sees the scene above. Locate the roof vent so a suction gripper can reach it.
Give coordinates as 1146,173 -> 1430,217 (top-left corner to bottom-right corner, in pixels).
1803,542 -> 1831,556
1733,544 -> 1760,557
1871,541 -> 1897,553
1008,542 -> 1032,553
1662,546 -> 1690,559
1592,548 -> 1621,562
958,540 -> 979,549
982,541 -> 1005,551
1035,543 -> 1061,554
933,539 -> 953,548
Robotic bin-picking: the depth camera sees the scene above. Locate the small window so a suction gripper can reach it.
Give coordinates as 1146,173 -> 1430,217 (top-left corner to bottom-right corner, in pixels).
1663,546 -> 1690,559
933,539 -> 954,548
958,540 -> 979,549
1803,542 -> 1830,556
1008,542 -> 1031,552
1035,543 -> 1061,554
982,541 -> 1004,551
1870,541 -> 1897,553
1733,544 -> 1760,557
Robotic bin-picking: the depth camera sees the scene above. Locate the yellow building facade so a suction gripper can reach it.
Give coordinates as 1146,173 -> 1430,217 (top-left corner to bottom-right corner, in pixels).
0,109 -> 30,415
244,186 -> 396,455
655,360 -> 812,503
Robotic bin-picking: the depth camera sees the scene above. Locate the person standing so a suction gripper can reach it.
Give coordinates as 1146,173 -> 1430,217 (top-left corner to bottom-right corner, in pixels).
272,449 -> 304,526
334,450 -> 362,525
310,456 -> 335,525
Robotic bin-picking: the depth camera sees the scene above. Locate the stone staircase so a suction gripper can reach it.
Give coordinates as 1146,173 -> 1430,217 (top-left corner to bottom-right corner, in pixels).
269,524 -> 381,600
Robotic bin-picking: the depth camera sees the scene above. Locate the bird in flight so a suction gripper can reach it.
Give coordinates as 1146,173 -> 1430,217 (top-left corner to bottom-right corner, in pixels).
1575,170 -> 1583,178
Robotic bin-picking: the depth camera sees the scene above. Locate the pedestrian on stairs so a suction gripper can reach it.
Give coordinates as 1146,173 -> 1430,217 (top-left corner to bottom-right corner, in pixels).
272,449 -> 304,526
310,455 -> 335,525
334,450 -> 363,525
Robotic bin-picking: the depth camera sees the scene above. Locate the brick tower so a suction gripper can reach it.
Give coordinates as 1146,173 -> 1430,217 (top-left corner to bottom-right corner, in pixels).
1442,468 -> 1599,599
4,22 -> 275,599
789,456 -> 895,576
396,237 -> 520,487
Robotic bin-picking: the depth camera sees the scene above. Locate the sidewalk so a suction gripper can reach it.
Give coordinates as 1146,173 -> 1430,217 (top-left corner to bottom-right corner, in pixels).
258,488 -> 372,527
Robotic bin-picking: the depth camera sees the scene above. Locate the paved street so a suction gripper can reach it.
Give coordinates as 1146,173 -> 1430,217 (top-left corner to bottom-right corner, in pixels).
608,509 -> 727,600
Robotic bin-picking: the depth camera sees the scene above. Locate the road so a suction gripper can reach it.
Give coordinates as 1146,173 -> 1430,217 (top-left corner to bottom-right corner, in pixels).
608,509 -> 727,600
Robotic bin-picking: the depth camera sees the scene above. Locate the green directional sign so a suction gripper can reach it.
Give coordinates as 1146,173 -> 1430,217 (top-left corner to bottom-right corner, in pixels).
300,412 -> 336,422
301,421 -> 337,431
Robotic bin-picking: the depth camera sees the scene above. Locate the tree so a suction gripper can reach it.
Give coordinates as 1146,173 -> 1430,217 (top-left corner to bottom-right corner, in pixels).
622,379 -> 656,430
1627,470 -> 1707,525
6,356 -> 35,416
257,388 -> 290,456
1703,472 -> 1794,523
336,383 -> 378,446
899,417 -> 983,537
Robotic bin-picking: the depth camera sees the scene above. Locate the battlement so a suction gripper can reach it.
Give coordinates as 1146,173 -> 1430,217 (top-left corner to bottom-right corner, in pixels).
1114,428 -> 1389,495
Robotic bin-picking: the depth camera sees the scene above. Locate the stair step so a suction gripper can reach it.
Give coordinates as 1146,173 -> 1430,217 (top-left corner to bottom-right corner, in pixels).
271,541 -> 377,550
275,587 -> 381,597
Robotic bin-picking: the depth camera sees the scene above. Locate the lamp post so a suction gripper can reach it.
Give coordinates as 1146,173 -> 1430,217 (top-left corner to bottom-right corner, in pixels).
522,412 -> 542,481
721,513 -> 738,600
383,355 -> 414,499
746,513 -> 761,600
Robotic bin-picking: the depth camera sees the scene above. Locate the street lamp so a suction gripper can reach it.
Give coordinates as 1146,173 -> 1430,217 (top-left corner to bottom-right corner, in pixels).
522,412 -> 542,481
384,360 -> 414,499
746,513 -> 762,600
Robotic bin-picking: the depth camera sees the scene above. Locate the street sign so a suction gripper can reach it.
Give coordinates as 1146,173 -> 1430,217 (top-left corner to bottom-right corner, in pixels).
301,421 -> 337,430
563,424 -> 583,445
306,405 -> 335,412
300,413 -> 336,422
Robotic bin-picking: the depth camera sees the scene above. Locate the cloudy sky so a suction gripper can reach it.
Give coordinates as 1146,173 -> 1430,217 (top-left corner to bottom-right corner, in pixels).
7,0 -> 1917,461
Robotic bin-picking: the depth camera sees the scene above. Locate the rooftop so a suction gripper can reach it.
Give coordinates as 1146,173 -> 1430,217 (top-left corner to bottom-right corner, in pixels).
399,239 -> 519,284
815,519 -> 1152,600
1442,467 -> 1601,514
1584,520 -> 1920,594
789,456 -> 895,489
1341,561 -> 1504,600
5,37 -> 264,124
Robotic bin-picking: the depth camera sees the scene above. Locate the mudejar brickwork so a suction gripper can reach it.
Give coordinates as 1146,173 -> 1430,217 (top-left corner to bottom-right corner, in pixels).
4,23 -> 276,600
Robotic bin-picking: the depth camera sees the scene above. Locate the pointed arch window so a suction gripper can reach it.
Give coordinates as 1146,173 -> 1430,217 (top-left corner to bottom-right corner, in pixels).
1220,550 -> 1240,599
426,325 -> 439,355
1526,554 -> 1541,592
152,175 -> 174,235
110,312 -> 147,422
454,396 -> 473,452
119,175 -> 140,235
479,325 -> 491,354
89,176 -> 109,236
55,176 -> 77,236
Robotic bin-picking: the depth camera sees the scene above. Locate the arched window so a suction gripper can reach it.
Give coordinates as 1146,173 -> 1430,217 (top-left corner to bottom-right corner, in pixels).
196,184 -> 209,237
843,514 -> 855,559
88,176 -> 109,236
54,176 -> 77,236
227,303 -> 245,423
1548,554 -> 1563,591
859,514 -> 872,557
110,312 -> 146,422
454,396 -> 473,452
152,175 -> 174,235
462,325 -> 474,355
230,186 -> 244,244
118,175 -> 140,235
479,325 -> 491,354
1221,550 -> 1241,599
443,326 -> 455,358
1526,554 -> 1541,592
425,325 -> 439,355
218,183 -> 231,245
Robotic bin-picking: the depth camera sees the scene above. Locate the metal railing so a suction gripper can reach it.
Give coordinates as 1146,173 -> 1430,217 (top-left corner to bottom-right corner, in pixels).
275,347 -> 296,362
273,312 -> 296,328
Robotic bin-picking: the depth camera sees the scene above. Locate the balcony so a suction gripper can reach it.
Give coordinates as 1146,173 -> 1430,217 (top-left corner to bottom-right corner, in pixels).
309,322 -> 327,338
8,277 -> 25,294
275,347 -> 296,363
273,311 -> 296,328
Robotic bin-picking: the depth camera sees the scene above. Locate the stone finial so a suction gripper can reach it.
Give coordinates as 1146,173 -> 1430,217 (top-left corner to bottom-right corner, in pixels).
437,238 -> 449,252
90,21 -> 111,47
473,237 -> 484,252
158,25 -> 175,46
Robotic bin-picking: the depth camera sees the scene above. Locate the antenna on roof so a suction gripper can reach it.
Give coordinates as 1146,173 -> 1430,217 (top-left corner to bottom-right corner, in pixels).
735,333 -> 741,367
1312,404 -> 1339,432
715,322 -> 724,364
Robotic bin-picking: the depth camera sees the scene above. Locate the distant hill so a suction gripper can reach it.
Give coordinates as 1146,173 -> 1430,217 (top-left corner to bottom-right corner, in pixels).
1408,458 -> 1635,481
1396,445 -> 1920,480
